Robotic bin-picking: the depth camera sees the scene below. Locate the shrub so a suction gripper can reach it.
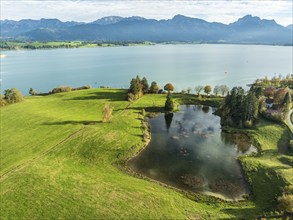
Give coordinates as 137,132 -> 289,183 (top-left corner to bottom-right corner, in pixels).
29,88 -> 37,96
243,120 -> 253,128
0,94 -> 7,107
4,88 -> 24,104
127,93 -> 135,102
143,130 -> 150,142
141,109 -> 146,117
72,85 -> 91,90
51,86 -> 72,94
278,194 -> 293,213
102,103 -> 113,123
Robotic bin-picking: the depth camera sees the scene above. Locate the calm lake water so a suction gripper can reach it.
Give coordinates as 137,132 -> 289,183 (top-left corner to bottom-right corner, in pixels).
128,105 -> 257,200
1,44 -> 292,94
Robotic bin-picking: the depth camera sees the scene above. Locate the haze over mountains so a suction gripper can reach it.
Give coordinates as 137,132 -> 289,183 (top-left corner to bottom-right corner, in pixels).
1,15 -> 292,45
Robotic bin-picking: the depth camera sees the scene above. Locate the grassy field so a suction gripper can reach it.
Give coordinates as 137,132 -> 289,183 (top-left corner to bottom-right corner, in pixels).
1,89 -> 292,219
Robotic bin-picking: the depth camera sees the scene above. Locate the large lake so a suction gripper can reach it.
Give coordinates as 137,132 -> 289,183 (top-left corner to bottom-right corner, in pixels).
1,44 -> 292,94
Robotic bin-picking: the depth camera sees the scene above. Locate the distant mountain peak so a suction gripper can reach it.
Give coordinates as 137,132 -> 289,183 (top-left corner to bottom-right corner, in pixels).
230,14 -> 279,28
233,15 -> 261,24
171,14 -> 207,24
172,14 -> 188,19
123,16 -> 146,21
92,16 -> 123,25
92,16 -> 146,25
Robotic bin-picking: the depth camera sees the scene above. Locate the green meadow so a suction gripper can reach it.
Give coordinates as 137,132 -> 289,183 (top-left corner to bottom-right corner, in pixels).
1,88 -> 292,219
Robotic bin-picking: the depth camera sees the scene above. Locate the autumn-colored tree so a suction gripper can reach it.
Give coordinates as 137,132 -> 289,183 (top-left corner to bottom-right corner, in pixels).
164,83 -> 174,93
204,85 -> 212,96
264,87 -> 276,98
274,87 -> 290,105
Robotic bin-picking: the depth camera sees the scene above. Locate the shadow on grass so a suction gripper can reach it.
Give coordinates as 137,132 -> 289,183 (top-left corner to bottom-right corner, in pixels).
66,90 -> 127,102
277,128 -> 292,155
221,206 -> 259,220
42,120 -> 102,125
278,156 -> 293,166
115,106 -> 165,113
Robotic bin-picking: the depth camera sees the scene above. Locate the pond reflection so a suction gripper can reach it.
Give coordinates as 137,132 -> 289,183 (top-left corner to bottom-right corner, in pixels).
164,113 -> 173,131
128,105 -> 257,200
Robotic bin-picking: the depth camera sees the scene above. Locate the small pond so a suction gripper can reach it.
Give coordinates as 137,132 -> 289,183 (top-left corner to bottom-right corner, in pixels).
128,105 -> 257,200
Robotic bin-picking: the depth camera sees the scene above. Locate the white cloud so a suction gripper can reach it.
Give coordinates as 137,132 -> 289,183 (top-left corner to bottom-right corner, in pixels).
1,0 -> 292,26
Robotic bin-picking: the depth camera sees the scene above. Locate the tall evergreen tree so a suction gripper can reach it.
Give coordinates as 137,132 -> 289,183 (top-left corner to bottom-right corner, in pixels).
242,92 -> 259,121
141,77 -> 149,94
283,92 -> 292,111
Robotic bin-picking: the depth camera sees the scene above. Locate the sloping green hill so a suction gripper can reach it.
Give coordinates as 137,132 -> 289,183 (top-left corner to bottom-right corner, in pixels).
0,89 -> 291,219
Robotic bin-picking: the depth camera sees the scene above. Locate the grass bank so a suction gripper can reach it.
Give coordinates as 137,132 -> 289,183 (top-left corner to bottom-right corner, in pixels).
0,89 -> 291,219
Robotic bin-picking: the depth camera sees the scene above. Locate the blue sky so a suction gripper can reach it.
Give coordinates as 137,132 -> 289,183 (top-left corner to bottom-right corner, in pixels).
1,0 -> 292,26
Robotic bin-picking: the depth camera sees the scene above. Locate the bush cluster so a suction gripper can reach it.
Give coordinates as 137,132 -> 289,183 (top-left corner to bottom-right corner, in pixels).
51,85 -> 91,94
51,86 -> 72,94
72,85 -> 92,91
1,88 -> 24,107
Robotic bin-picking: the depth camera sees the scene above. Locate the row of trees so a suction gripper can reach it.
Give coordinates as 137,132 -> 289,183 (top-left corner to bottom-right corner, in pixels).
220,87 -> 259,128
194,85 -> 229,96
128,76 -> 176,101
128,76 -> 229,99
252,74 -> 293,89
128,76 -> 159,101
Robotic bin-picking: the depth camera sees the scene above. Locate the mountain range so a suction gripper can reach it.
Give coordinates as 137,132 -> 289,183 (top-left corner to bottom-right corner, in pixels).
1,15 -> 292,45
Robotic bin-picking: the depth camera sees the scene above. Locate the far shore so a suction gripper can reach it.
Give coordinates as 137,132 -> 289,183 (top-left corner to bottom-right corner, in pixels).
1,41 -> 292,52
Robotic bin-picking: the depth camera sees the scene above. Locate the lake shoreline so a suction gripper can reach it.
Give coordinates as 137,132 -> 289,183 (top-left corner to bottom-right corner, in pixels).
1,41 -> 292,52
